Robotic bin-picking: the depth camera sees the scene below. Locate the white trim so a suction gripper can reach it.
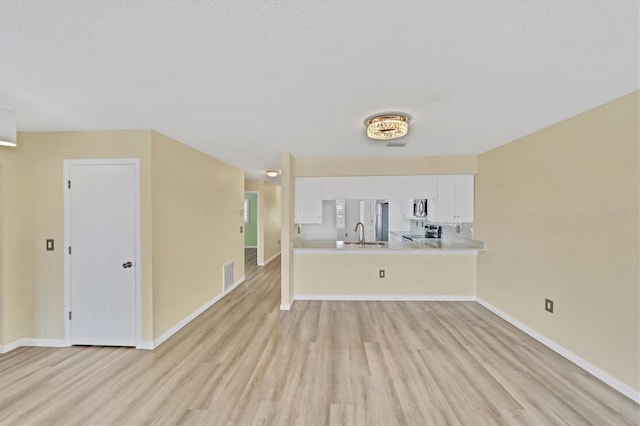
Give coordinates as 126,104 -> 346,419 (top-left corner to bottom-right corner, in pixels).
152,276 -> 246,349
136,341 -> 154,350
476,298 -> 640,404
0,339 -> 23,354
279,304 -> 291,311
226,276 -> 246,294
244,245 -> 257,249
21,338 -> 68,348
294,295 -> 476,302
63,159 -> 142,348
258,251 -> 281,266
0,338 -> 69,354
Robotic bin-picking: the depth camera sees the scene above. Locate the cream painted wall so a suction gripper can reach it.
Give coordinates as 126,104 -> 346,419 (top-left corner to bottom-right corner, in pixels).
245,179 -> 282,265
151,131 -> 245,339
295,155 -> 477,177
0,130 -> 154,344
475,91 -> 639,393
280,153 -> 296,307
294,253 -> 476,296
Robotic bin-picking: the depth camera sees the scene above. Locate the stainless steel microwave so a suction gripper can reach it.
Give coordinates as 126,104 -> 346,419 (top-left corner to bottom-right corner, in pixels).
413,199 -> 427,217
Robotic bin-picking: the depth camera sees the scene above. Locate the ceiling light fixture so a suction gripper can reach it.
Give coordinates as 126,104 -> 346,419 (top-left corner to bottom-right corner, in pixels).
0,108 -> 17,147
366,114 -> 409,141
265,169 -> 281,178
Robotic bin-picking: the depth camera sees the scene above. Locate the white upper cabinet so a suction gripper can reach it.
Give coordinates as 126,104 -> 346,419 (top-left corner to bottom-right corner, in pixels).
428,175 -> 474,222
295,177 -> 323,224
455,175 -> 475,222
396,175 -> 438,199
321,177 -> 360,200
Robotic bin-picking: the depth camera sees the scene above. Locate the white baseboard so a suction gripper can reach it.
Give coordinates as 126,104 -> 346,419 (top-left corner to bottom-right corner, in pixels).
476,298 -> 640,404
23,338 -> 68,348
280,303 -> 291,311
0,339 -> 23,354
225,276 -> 246,294
0,338 -> 68,354
152,276 -> 246,349
259,251 -> 281,267
136,341 -> 154,350
294,295 -> 476,302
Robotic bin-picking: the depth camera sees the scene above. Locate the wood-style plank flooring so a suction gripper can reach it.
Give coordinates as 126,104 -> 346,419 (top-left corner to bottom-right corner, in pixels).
1,252 -> 638,425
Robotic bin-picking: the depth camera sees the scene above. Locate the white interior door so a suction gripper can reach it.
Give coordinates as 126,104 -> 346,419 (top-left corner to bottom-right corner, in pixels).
69,163 -> 136,346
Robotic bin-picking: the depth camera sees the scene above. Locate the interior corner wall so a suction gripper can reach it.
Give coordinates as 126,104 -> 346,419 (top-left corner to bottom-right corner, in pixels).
150,131 -> 245,340
261,181 -> 282,262
245,179 -> 282,265
244,192 -> 258,248
475,91 -> 639,394
0,130 -> 154,345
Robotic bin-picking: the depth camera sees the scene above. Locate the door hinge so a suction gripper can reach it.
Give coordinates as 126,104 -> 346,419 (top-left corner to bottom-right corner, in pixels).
68,311 -> 72,320
68,246 -> 72,255
68,180 -> 71,189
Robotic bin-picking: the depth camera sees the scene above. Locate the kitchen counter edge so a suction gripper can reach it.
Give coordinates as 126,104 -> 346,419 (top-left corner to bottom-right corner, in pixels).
292,238 -> 486,255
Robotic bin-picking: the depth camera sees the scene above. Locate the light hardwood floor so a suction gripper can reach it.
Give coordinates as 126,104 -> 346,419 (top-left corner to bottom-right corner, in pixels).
1,255 -> 638,425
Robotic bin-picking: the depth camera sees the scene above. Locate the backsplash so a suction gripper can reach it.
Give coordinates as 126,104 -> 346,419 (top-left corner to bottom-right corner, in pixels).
409,219 -> 474,239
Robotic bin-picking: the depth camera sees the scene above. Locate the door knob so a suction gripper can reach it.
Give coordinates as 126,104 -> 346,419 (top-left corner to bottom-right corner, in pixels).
122,261 -> 133,269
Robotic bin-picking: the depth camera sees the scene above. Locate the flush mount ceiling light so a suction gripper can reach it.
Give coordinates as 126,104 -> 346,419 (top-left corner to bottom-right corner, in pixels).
366,114 -> 409,142
0,108 -> 17,147
265,169 -> 281,178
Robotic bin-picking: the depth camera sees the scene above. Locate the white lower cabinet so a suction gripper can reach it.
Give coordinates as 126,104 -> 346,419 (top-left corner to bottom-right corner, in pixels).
295,177 -> 323,224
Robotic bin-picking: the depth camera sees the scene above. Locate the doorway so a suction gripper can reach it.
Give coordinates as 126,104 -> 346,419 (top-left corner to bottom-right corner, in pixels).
244,191 -> 260,273
64,159 -> 141,347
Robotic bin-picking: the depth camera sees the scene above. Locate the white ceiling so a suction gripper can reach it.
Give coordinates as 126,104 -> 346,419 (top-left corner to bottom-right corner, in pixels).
1,1 -> 638,181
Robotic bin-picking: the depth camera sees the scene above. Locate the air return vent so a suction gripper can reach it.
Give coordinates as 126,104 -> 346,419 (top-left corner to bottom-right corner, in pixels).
223,261 -> 234,292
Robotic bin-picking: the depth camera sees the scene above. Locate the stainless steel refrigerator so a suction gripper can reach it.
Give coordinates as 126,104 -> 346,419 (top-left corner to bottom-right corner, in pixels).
375,201 -> 389,241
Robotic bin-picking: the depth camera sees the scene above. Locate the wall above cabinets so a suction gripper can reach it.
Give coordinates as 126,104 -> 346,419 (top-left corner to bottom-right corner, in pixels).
320,175 -> 437,201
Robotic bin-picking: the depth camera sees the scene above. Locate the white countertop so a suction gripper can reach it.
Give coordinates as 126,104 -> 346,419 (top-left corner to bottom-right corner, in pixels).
292,237 -> 485,255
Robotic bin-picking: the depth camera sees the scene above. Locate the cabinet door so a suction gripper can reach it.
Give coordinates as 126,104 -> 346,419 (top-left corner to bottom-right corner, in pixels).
295,177 -> 323,224
321,177 -> 359,200
434,176 -> 456,221
455,175 -> 474,222
396,175 -> 438,199
357,176 -> 397,199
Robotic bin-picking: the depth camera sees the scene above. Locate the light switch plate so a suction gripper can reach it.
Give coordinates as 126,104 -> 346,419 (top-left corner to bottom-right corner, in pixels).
46,239 -> 54,251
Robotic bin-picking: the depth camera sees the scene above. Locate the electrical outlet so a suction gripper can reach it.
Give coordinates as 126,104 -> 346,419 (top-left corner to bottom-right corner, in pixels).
545,298 -> 554,313
379,270 -> 385,278
240,226 -> 243,233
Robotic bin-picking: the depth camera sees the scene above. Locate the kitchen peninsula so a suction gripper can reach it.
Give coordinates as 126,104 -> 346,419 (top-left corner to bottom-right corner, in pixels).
292,236 -> 485,299
291,172 -> 485,300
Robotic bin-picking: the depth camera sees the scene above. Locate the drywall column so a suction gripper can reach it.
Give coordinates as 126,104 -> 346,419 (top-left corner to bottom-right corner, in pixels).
280,152 -> 294,309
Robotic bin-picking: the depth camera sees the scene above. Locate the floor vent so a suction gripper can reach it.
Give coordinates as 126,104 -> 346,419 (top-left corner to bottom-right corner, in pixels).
223,261 -> 234,292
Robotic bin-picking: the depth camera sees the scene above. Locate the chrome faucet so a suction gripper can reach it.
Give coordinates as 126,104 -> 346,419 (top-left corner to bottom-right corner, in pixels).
354,222 -> 365,247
